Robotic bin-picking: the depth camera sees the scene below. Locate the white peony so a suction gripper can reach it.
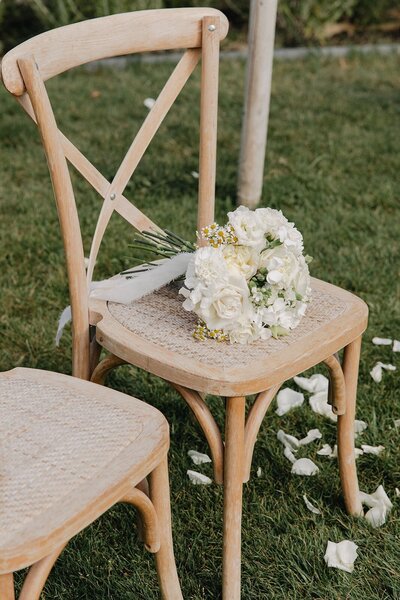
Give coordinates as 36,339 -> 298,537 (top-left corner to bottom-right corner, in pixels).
227,205 -> 265,250
222,244 -> 259,279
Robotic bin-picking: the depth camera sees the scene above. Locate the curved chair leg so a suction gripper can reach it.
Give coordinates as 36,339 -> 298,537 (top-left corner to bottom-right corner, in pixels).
19,544 -> 66,600
337,336 -> 363,516
149,456 -> 183,600
172,383 -> 224,484
223,396 -> 246,600
0,574 -> 15,600
90,354 -> 126,385
243,385 -> 281,482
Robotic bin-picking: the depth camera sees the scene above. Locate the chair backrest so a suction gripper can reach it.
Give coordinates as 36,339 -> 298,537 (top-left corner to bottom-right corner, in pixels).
1,8 -> 229,380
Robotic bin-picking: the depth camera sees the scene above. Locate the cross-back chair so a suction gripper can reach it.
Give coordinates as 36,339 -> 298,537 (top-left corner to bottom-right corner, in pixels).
0,367 -> 181,599
1,7 -> 368,599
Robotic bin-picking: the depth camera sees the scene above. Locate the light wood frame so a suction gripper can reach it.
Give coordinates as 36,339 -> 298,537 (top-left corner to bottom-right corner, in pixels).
2,8 -> 368,598
0,367 -> 182,599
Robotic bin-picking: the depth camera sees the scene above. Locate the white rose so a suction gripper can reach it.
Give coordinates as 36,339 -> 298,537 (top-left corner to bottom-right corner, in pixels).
256,207 -> 288,237
222,244 -> 259,279
227,206 -> 265,250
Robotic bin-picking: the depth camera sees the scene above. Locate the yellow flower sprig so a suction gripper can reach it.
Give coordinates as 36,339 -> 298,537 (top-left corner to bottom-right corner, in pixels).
200,222 -> 238,248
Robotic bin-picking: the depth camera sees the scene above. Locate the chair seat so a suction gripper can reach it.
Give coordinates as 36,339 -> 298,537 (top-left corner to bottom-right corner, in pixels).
0,368 -> 168,574
90,277 -> 368,396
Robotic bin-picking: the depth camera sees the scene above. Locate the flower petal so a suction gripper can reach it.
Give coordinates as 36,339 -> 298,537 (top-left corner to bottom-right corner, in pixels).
188,450 -> 212,465
360,444 -> 385,456
187,470 -> 212,485
303,494 -> 321,514
317,443 -> 333,456
275,388 -> 304,416
309,391 -> 337,422
324,540 -> 358,573
257,466 -> 262,478
354,420 -> 368,436
299,428 -> 322,446
372,337 -> 392,345
144,97 -> 156,109
370,362 -> 396,383
291,457 -> 319,476
393,340 -> 400,352
284,446 -> 297,464
277,429 -> 300,451
294,374 -> 329,393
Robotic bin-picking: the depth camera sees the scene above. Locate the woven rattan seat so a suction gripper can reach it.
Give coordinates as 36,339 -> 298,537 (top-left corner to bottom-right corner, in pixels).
0,368 -> 174,584
91,276 -> 367,396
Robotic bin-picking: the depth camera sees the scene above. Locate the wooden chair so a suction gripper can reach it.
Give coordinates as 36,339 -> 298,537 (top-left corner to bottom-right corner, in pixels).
1,7 -> 368,598
0,367 -> 181,599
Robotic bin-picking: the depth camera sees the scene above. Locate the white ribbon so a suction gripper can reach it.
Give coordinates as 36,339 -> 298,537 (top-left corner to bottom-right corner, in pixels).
55,253 -> 192,346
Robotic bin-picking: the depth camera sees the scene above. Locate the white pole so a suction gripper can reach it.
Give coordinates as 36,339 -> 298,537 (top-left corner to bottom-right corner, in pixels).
237,0 -> 277,208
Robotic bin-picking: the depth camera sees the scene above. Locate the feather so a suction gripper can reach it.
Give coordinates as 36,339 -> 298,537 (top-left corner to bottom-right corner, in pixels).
55,305 -> 72,346
90,252 -> 192,304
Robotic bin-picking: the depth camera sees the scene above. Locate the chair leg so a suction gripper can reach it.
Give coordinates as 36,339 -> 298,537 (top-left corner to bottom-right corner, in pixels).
337,336 -> 363,516
0,574 -> 15,600
18,545 -> 66,600
149,456 -> 182,600
222,396 -> 246,600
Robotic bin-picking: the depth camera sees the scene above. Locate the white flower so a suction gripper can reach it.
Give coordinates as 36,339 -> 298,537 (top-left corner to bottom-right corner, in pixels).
188,245 -> 227,286
227,206 -> 265,250
222,244 -> 259,279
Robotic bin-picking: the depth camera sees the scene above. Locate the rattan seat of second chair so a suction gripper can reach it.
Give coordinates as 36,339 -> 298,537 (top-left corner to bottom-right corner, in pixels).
0,367 -> 182,600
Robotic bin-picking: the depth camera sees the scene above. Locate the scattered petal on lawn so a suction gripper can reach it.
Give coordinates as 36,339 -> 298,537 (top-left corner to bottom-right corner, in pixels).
370,362 -> 396,383
324,540 -> 358,573
144,97 -> 156,109
360,484 -> 393,528
187,470 -> 212,485
395,419 -> 400,428
303,494 -> 321,514
372,336 -> 392,345
277,429 -> 300,451
257,467 -> 262,478
354,420 -> 368,436
188,450 -> 212,465
309,391 -> 337,422
191,171 -> 199,179
284,446 -> 297,464
361,444 -> 385,456
393,340 -> 400,352
395,488 -> 400,497
275,388 -> 304,416
328,445 -> 363,460
317,444 -> 333,456
299,428 -> 322,446
291,458 -> 319,476
294,374 -> 329,393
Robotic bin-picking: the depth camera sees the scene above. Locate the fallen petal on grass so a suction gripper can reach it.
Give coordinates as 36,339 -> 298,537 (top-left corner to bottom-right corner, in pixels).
317,444 -> 333,456
360,484 -> 393,528
284,446 -> 297,464
294,373 -> 329,393
324,540 -> 358,573
303,494 -> 321,514
188,450 -> 212,465
354,420 -> 368,436
143,97 -> 156,109
191,171 -> 199,179
277,429 -> 300,451
372,336 -> 392,345
291,457 -> 319,475
187,470 -> 212,485
370,362 -> 396,383
393,340 -> 400,352
276,388 -> 304,416
309,391 -> 337,422
395,488 -> 400,497
395,419 -> 400,428
257,466 -> 262,478
361,444 -> 385,456
299,428 -> 322,446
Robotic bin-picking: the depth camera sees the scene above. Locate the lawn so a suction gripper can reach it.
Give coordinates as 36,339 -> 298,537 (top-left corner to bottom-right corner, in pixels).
0,51 -> 399,599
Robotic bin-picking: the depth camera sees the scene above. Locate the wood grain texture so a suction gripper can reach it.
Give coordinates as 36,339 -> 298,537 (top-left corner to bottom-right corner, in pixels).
1,8 -> 228,95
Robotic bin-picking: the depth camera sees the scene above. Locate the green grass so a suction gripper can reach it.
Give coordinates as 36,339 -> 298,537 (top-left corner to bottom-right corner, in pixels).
1,52 -> 400,599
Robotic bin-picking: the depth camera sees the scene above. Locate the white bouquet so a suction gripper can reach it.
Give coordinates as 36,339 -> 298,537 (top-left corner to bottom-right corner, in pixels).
179,206 -> 312,344
89,206 -> 312,347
